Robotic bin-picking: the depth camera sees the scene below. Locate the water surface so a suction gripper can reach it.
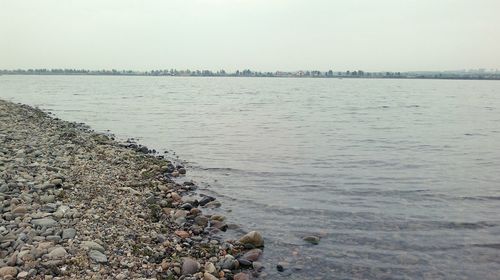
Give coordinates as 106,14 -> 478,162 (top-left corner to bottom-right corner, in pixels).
1,75 -> 500,279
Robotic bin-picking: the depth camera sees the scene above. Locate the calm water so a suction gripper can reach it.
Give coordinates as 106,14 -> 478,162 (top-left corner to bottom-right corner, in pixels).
2,75 -> 500,279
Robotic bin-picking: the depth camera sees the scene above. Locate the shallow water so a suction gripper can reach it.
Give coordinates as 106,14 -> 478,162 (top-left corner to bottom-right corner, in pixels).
1,75 -> 500,279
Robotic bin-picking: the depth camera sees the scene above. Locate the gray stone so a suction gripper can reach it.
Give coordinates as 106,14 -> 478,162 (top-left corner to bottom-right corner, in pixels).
182,257 -> 200,275
47,247 -> 67,259
31,218 -> 58,228
88,250 -> 107,263
46,235 -> 61,243
40,195 -> 55,203
62,228 -> 76,239
81,241 -> 105,253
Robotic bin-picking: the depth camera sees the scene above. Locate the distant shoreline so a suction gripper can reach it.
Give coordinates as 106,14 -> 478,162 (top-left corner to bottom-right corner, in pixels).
1,69 -> 499,81
2,73 -> 500,81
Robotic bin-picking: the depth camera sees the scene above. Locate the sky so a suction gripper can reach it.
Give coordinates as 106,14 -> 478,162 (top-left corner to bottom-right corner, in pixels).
1,0 -> 499,72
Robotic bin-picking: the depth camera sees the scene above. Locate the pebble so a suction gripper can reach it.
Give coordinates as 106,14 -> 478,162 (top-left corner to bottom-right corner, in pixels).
203,272 -> 218,280
182,258 -> 200,275
81,241 -> 105,253
47,247 -> 67,259
17,271 -> 29,278
88,250 -> 107,263
0,266 -> 17,278
241,248 -> 262,262
175,230 -> 190,239
31,218 -> 58,228
62,228 -> 76,239
238,231 -> 264,247
204,262 -> 216,274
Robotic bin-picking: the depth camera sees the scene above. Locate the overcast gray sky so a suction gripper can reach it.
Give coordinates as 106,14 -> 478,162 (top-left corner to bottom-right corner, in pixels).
1,0 -> 499,72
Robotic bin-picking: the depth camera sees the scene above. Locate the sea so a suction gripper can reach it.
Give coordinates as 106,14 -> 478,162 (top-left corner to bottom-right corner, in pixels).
1,75 -> 500,279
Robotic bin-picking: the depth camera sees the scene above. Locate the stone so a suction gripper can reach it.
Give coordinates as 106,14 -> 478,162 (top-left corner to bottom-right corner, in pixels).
47,247 -> 67,259
88,250 -> 107,263
252,261 -> 263,271
234,272 -> 250,280
241,249 -> 262,262
178,168 -> 186,174
31,218 -> 58,228
53,205 -> 70,218
198,196 -> 215,206
210,214 -> 226,221
210,220 -> 228,231
175,230 -> 190,239
12,205 -> 28,216
17,271 -> 29,278
46,235 -> 62,243
62,228 -> 76,239
173,210 -> 187,219
203,272 -> 218,280
0,266 -> 17,278
171,192 -> 182,201
238,231 -> 264,247
40,194 -> 55,203
194,216 -> 209,227
81,241 -> 105,253
218,255 -> 237,270
204,201 -> 221,208
303,235 -> 320,245
204,262 -> 216,274
180,203 -> 193,210
50,178 -> 63,186
182,258 -> 200,275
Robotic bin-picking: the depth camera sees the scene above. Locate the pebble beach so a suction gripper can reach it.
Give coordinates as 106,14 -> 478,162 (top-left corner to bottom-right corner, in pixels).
0,99 -> 264,280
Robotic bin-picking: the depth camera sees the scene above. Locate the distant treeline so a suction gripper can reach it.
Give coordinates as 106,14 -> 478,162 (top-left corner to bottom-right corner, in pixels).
1,68 -> 500,80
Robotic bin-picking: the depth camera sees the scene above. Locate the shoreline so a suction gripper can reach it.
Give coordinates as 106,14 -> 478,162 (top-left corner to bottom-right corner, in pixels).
0,99 -> 263,279
2,73 -> 500,81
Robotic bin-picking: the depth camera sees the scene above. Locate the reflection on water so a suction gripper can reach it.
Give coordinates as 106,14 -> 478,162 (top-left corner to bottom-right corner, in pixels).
2,76 -> 500,279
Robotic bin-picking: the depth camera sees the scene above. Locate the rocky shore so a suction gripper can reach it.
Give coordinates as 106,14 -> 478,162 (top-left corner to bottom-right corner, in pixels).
0,99 -> 265,280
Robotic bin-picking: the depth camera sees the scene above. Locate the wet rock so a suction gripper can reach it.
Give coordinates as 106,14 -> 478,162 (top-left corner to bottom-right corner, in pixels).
88,250 -> 107,263
195,216 -> 209,227
218,255 -> 238,270
238,258 -> 252,266
180,203 -> 193,210
239,231 -> 264,247
204,201 -> 221,208
182,257 -> 200,275
198,196 -> 215,206
234,272 -> 250,280
178,168 -> 186,175
252,261 -> 264,271
241,248 -> 262,262
303,235 -> 320,245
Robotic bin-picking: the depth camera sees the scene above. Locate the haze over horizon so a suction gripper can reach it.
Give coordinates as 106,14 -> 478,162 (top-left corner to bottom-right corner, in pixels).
1,0 -> 499,72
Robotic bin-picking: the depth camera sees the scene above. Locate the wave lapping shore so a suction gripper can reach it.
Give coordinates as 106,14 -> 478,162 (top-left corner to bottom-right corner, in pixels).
0,100 -> 263,280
